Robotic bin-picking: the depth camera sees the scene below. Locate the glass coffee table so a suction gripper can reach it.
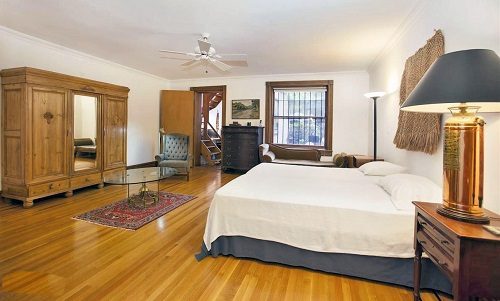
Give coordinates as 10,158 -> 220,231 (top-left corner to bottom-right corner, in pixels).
103,167 -> 177,208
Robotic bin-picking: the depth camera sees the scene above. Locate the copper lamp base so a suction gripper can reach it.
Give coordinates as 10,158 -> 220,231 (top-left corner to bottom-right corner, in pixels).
437,205 -> 490,224
440,106 -> 490,225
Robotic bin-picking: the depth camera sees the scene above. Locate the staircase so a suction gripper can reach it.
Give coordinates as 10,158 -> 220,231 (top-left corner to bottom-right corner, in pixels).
201,138 -> 221,166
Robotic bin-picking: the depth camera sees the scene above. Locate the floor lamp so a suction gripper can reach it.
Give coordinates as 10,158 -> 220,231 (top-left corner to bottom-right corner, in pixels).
401,49 -> 500,224
364,92 -> 386,161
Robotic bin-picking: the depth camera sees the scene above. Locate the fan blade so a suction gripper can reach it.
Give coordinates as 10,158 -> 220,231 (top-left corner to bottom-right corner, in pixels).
198,39 -> 211,54
220,60 -> 248,67
181,60 -> 204,70
159,50 -> 198,56
216,54 -> 248,60
181,60 -> 200,67
209,58 -> 232,71
160,57 -> 194,61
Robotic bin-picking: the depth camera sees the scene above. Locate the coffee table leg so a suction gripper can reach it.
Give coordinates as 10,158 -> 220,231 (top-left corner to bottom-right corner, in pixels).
127,184 -> 131,205
156,179 -> 160,205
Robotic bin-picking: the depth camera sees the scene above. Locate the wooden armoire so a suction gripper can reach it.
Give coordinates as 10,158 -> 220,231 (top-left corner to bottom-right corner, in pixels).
1,67 -> 128,208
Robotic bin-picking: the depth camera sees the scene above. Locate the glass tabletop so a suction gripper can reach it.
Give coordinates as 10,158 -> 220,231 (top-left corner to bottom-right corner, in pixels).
103,167 -> 177,185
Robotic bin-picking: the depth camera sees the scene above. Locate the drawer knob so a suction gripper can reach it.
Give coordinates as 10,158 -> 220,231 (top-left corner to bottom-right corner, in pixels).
49,184 -> 54,189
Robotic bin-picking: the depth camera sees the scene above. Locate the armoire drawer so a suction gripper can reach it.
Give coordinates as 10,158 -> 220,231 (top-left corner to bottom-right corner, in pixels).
29,179 -> 69,196
71,173 -> 102,188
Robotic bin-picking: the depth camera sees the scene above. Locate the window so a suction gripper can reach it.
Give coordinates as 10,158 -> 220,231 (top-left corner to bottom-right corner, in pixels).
265,80 -> 333,149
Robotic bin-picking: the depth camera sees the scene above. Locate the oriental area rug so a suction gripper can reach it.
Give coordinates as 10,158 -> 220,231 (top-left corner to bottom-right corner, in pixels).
73,192 -> 196,230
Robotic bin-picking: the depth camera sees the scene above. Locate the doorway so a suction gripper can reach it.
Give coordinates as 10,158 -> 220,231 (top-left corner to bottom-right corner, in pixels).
190,85 -> 227,166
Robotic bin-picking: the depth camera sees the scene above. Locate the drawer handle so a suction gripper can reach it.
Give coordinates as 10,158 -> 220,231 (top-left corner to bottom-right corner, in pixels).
85,178 -> 90,182
441,240 -> 449,245
420,240 -> 427,245
48,184 -> 54,189
420,221 -> 428,226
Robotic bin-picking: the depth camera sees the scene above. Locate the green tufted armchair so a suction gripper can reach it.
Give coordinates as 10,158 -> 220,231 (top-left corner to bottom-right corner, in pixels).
155,133 -> 191,180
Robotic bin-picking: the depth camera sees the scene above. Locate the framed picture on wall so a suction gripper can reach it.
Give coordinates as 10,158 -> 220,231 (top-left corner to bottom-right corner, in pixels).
231,99 -> 260,119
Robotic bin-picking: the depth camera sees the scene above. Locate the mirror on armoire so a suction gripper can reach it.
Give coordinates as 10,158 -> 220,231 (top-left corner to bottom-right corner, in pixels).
73,93 -> 99,172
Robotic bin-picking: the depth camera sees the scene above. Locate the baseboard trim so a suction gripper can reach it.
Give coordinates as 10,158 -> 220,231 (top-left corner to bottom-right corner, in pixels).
127,161 -> 157,169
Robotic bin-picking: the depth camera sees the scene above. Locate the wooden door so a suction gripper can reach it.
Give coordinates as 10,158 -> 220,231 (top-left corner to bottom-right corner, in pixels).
160,90 -> 195,165
189,86 -> 226,166
103,95 -> 127,170
28,86 -> 69,183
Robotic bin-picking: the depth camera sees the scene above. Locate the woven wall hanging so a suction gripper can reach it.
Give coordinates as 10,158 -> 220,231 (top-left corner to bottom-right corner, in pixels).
393,30 -> 445,154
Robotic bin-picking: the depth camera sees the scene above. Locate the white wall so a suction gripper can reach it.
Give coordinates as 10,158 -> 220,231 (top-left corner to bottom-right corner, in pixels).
0,26 -> 170,169
170,71 -> 370,154
368,0 -> 500,212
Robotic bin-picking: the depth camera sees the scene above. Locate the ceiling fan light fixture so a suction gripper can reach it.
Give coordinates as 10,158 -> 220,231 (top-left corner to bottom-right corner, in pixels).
159,33 -> 247,73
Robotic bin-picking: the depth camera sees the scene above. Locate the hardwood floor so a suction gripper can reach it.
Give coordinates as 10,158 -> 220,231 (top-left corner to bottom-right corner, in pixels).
0,166 -> 450,301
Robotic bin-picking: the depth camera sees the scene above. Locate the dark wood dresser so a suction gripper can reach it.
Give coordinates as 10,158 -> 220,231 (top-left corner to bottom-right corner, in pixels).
222,126 -> 264,172
413,202 -> 500,301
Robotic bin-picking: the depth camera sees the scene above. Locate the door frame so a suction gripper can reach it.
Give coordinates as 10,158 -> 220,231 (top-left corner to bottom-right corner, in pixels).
190,85 -> 226,166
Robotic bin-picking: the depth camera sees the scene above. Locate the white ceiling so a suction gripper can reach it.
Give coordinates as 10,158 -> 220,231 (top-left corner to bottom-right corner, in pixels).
0,0 -> 418,79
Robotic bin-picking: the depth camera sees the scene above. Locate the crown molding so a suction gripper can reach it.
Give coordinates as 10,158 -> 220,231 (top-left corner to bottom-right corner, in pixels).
0,25 -> 169,83
367,0 -> 429,71
169,70 -> 368,83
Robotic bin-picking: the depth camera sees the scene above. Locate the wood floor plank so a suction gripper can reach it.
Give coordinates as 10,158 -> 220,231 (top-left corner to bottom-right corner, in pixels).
0,166 -> 449,300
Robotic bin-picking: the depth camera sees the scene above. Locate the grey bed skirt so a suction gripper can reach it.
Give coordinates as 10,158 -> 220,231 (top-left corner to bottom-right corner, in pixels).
196,236 -> 452,295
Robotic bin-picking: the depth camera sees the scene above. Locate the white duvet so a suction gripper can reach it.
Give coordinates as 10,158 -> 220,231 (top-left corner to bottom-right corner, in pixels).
203,163 -> 417,258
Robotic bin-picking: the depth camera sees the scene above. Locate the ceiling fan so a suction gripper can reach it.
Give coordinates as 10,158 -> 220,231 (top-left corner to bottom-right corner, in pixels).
159,33 -> 247,72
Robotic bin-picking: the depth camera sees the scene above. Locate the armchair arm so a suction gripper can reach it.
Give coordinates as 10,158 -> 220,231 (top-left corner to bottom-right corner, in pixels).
262,150 -> 276,163
259,144 -> 269,162
345,155 -> 355,168
155,153 -> 166,163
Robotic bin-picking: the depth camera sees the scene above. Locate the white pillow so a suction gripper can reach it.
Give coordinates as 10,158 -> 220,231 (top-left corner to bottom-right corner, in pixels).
379,174 -> 442,211
358,161 -> 406,176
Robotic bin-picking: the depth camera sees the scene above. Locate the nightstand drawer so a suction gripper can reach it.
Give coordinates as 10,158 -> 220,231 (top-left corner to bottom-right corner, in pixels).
417,215 -> 455,257
416,230 -> 453,278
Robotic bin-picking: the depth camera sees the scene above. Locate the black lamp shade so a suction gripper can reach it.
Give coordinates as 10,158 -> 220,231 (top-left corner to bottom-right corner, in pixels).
400,49 -> 500,112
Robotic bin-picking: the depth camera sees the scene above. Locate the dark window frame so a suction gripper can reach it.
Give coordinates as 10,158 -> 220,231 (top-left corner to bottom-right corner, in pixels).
265,80 -> 333,149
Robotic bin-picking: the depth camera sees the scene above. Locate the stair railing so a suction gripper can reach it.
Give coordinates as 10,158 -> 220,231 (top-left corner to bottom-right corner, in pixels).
206,122 -> 221,142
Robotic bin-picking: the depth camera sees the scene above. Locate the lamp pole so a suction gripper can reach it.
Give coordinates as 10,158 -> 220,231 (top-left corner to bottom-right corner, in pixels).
364,92 -> 385,162
372,96 -> 378,161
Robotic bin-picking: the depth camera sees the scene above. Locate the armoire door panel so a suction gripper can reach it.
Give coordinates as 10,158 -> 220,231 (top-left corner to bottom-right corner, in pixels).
3,87 -> 22,131
103,96 -> 127,170
2,84 -> 25,182
4,135 -> 22,179
29,86 -> 68,181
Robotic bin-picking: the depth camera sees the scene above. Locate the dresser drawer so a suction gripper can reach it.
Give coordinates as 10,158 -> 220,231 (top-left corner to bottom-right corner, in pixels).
416,230 -> 453,278
71,173 -> 102,188
417,215 -> 455,257
29,179 -> 69,196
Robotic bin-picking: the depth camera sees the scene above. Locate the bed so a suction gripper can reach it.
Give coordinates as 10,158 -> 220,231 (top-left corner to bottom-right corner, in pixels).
196,163 -> 451,294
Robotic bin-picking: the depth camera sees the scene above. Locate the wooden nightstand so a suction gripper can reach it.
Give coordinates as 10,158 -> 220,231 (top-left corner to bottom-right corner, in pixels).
413,202 -> 500,301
